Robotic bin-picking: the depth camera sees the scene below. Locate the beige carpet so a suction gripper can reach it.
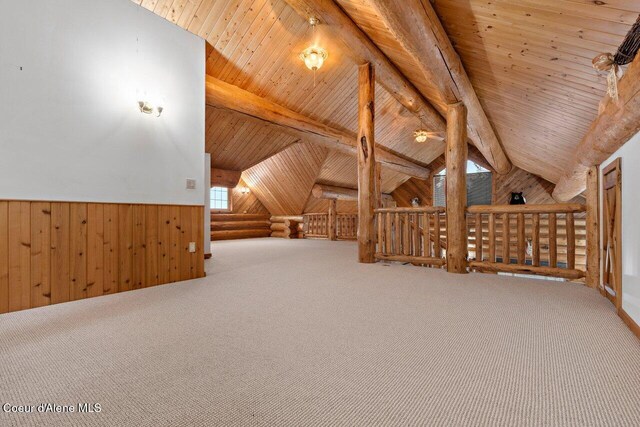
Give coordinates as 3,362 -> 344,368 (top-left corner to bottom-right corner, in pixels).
1,238 -> 639,426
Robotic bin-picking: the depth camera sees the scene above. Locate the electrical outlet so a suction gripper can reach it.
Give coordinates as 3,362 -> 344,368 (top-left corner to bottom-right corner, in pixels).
189,242 -> 196,253
186,179 -> 197,190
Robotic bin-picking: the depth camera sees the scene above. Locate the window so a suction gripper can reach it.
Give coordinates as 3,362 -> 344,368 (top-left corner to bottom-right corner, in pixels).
434,161 -> 492,207
210,186 -> 231,211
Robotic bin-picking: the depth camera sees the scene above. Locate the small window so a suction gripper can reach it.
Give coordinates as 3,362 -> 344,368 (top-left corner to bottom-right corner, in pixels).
210,186 -> 231,211
434,161 -> 492,207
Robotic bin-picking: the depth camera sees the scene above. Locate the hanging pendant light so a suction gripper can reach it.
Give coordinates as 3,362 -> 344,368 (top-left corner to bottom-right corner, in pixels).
300,17 -> 328,86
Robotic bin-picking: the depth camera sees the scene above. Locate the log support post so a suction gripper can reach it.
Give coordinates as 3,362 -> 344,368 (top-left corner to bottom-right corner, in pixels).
328,199 -> 337,241
445,102 -> 468,273
357,63 -> 376,263
586,165 -> 600,288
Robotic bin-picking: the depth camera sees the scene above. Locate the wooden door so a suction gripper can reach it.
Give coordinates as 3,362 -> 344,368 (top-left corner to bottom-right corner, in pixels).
602,158 -> 622,310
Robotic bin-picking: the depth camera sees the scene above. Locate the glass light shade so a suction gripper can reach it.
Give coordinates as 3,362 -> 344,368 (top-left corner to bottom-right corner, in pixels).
300,47 -> 328,71
414,129 -> 429,143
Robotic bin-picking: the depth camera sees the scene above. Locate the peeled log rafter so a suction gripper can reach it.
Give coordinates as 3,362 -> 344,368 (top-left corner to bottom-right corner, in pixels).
370,0 -> 510,174
553,54 -> 640,201
205,75 -> 430,179
280,0 -> 444,133
311,184 -> 394,203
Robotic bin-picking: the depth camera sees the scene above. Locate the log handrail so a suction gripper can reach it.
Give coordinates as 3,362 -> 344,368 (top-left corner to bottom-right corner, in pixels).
375,206 -> 445,214
467,204 -> 585,214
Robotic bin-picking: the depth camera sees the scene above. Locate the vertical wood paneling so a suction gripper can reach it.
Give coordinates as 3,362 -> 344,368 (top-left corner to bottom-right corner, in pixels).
69,203 -> 88,301
146,205 -> 160,287
8,202 -> 31,311
30,202 -> 51,308
1,201 -> 204,314
87,204 -> 104,298
158,206 -> 172,284
119,204 -> 134,292
103,204 -> 119,294
0,202 -> 9,313
193,206 -> 205,278
50,203 -> 70,304
180,206 -> 193,279
132,205 -> 146,289
170,206 -> 181,283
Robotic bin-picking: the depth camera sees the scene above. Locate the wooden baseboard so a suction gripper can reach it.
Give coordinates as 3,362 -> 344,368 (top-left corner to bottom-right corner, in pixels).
619,308 -> 640,340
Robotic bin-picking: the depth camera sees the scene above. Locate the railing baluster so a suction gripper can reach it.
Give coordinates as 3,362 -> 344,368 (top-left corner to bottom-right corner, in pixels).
403,213 -> 410,256
413,213 -> 420,256
435,212 -> 442,258
532,213 -> 540,267
385,213 -> 392,255
566,212 -> 575,270
377,211 -> 384,254
517,213 -> 525,264
549,213 -> 557,268
488,213 -> 495,262
394,212 -> 400,255
502,213 -> 510,264
423,212 -> 431,258
475,213 -> 483,261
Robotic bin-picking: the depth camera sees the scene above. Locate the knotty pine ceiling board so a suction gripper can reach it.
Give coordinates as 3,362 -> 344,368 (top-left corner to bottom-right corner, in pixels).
336,0 -> 640,183
241,142 -> 329,215
133,0 -> 446,167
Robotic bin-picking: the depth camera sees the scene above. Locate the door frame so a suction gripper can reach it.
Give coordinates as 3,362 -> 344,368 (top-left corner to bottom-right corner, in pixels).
601,157 -> 622,310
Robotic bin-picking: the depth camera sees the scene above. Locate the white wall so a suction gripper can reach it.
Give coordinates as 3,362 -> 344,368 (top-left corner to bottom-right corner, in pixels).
601,131 -> 640,325
0,0 -> 204,205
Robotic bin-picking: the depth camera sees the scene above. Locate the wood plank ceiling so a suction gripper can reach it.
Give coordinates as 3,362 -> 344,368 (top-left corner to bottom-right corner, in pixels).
335,0 -> 640,183
133,0 -> 639,212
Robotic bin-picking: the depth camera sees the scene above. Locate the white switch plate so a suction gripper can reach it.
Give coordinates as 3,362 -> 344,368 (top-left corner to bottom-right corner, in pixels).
188,242 -> 196,253
186,179 -> 197,190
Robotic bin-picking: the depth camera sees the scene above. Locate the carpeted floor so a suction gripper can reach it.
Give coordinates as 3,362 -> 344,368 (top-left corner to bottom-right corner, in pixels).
1,238 -> 639,426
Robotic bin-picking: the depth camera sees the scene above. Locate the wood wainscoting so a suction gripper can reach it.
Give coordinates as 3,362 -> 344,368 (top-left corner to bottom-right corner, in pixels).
0,201 -> 205,314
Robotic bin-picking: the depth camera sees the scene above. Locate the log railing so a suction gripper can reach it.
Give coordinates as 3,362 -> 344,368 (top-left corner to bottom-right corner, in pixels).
304,213 -> 329,238
304,213 -> 358,240
466,204 -> 586,279
336,214 -> 358,240
374,207 -> 446,266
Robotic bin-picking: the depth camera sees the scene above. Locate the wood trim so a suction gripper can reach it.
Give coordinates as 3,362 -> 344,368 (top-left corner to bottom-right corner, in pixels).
619,308 -> 640,341
0,200 -> 204,315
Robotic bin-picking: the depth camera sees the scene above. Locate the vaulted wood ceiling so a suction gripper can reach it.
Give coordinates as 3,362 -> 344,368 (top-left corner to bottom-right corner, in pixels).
133,0 -> 639,212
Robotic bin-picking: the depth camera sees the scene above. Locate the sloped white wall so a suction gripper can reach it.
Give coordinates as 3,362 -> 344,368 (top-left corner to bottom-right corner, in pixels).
0,0 -> 204,205
601,131 -> 640,326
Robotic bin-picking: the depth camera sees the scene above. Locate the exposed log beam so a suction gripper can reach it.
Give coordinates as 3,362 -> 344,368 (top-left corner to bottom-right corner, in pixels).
281,0 -> 444,133
553,55 -> 640,201
205,75 -> 430,179
369,0 -> 511,175
312,184 -> 394,203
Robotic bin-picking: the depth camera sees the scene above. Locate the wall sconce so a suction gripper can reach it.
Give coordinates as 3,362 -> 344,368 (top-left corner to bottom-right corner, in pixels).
138,101 -> 163,117
240,186 -> 250,194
